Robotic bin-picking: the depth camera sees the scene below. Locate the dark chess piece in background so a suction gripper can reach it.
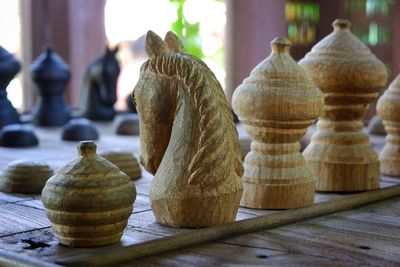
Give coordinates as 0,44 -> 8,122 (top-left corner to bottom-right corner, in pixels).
30,47 -> 71,126
62,118 -> 99,141
81,46 -> 120,121
0,46 -> 21,128
126,94 -> 137,113
0,124 -> 39,147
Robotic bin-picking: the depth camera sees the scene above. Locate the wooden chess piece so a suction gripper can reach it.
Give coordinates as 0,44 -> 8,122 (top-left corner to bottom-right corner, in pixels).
41,141 -> 136,247
0,46 -> 21,128
100,150 -> 141,180
62,118 -> 99,141
114,113 -> 140,135
30,47 -> 71,126
0,159 -> 53,194
0,124 -> 39,147
368,115 -> 386,136
81,46 -> 120,121
299,19 -> 388,191
133,31 -> 243,227
377,72 -> 400,176
232,37 -> 324,209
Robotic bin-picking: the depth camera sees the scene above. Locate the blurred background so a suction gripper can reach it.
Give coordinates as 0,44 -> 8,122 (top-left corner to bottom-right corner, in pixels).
1,0 -> 399,117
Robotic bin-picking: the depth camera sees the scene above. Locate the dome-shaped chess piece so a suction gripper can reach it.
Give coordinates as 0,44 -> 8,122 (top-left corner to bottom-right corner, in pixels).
30,47 -> 71,126
299,19 -> 387,191
233,37 -> 324,209
0,46 -> 21,128
42,141 -> 136,247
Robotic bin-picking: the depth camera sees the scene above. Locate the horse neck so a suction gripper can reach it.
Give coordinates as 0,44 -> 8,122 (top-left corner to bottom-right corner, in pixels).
155,86 -> 199,183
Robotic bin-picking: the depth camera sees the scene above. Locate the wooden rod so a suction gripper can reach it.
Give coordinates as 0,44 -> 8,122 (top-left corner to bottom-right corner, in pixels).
56,184 -> 400,266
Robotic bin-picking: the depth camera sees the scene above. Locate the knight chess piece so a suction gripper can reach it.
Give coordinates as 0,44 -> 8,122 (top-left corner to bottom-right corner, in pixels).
232,37 -> 324,209
377,72 -> 400,176
299,19 -> 388,191
134,31 -> 243,227
30,47 -> 71,126
81,46 -> 120,121
0,46 -> 21,128
41,141 -> 136,247
0,159 -> 53,194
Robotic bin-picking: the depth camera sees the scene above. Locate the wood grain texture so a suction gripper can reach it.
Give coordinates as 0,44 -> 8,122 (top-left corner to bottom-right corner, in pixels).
377,72 -> 400,176
299,19 -> 388,192
133,31 -> 243,227
41,141 -> 136,247
232,37 -> 324,209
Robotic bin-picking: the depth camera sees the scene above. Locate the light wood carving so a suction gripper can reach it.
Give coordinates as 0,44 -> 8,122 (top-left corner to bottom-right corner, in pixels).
232,37 -> 324,209
377,72 -> 400,176
133,31 -> 243,228
0,159 -> 53,194
100,150 -> 141,180
41,141 -> 136,247
299,19 -> 388,191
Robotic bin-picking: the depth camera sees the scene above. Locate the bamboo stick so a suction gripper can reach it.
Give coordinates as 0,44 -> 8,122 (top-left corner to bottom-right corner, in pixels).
56,184 -> 400,267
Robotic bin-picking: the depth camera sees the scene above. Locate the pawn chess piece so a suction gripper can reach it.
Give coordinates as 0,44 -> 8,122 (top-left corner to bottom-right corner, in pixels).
0,46 -> 21,128
0,159 -> 53,194
0,124 -> 39,147
30,47 -> 71,126
377,72 -> 400,176
62,118 -> 99,141
232,37 -> 324,209
100,150 -> 141,180
299,19 -> 387,191
82,46 -> 120,121
42,141 -> 136,247
114,113 -> 140,135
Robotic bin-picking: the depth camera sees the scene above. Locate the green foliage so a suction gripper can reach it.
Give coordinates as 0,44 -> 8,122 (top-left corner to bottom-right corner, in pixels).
170,0 -> 204,59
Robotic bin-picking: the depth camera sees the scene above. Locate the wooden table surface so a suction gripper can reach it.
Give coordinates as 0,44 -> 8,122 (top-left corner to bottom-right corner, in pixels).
0,121 -> 399,266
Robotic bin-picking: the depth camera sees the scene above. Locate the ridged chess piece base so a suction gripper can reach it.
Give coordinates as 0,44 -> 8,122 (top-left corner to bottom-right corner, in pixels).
304,120 -> 380,192
240,142 -> 315,209
380,143 -> 400,177
151,191 -> 242,228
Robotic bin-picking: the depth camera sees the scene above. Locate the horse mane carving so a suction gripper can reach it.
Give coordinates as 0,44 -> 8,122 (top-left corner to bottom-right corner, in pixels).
134,31 -> 243,227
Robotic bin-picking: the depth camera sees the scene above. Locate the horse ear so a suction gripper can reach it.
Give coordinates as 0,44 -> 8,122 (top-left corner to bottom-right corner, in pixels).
112,45 -> 119,54
164,31 -> 184,53
145,30 -> 169,58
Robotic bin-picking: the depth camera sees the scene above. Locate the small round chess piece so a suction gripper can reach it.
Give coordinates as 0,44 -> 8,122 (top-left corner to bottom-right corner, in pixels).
42,141 -> 136,247
100,150 -> 141,180
0,159 -> 53,194
62,118 -> 99,141
30,47 -> 71,126
0,124 -> 39,147
233,37 -> 324,209
114,113 -> 140,135
0,46 -> 21,128
377,72 -> 400,176
299,19 -> 387,191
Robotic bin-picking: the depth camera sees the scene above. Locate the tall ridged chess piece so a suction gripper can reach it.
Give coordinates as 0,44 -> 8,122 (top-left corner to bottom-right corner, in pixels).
30,47 -> 71,126
377,72 -> 400,176
233,37 -> 324,209
299,19 -> 387,191
0,46 -> 20,128
82,46 -> 120,121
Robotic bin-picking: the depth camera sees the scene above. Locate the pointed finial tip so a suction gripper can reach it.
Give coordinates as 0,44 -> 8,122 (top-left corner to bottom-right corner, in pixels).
78,141 -> 97,157
333,19 -> 351,31
270,37 -> 291,53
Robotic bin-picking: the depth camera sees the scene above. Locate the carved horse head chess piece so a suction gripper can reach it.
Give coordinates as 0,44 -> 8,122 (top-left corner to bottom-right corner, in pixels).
133,31 -> 243,228
82,46 -> 120,121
